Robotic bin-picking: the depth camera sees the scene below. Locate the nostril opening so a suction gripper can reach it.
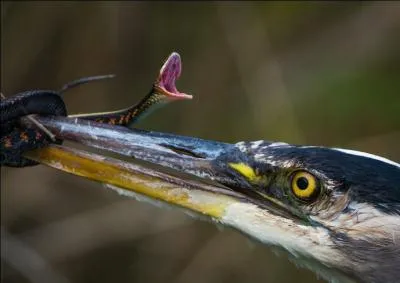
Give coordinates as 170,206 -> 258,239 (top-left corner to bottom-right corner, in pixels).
161,144 -> 206,159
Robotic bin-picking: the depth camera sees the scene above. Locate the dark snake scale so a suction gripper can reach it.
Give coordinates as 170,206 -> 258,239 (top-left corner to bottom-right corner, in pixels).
1,80 -> 172,167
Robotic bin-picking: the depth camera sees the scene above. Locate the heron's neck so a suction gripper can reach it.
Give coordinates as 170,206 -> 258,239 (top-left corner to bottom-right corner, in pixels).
220,202 -> 400,283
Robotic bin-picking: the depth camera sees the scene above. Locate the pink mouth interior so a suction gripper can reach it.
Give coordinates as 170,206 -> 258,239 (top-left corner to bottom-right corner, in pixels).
157,52 -> 192,100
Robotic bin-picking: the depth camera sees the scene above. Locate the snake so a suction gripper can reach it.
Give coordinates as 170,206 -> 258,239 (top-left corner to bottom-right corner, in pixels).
1,52 -> 191,167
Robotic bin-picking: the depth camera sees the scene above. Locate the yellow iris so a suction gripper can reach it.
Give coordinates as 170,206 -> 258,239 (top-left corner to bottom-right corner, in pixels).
291,171 -> 319,200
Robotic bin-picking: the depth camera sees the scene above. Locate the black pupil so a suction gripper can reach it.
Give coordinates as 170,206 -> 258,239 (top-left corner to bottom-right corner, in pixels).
296,177 -> 309,190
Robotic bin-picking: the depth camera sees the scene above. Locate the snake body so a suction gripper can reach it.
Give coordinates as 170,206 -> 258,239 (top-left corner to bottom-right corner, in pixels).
1,82 -> 176,167
1,53 -> 189,167
1,91 -> 67,167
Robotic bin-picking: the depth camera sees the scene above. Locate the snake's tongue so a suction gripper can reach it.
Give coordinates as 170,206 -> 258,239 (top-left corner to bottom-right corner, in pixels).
155,52 -> 193,100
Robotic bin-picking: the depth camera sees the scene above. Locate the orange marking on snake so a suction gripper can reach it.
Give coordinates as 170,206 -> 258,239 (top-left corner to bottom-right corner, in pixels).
108,118 -> 117,125
20,132 -> 29,142
4,137 -> 13,148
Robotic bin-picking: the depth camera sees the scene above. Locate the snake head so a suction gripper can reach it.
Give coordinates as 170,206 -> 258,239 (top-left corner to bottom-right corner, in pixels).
155,52 -> 193,100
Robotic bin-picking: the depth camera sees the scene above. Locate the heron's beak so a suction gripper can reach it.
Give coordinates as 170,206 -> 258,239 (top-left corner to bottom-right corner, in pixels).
20,116 -> 263,222
25,116 -> 300,223
26,143 -> 247,220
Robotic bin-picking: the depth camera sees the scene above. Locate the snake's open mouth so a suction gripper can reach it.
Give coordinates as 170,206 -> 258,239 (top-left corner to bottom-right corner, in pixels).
155,52 -> 192,100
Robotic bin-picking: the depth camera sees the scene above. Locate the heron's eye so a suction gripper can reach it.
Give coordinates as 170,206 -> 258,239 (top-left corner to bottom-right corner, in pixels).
291,171 -> 320,201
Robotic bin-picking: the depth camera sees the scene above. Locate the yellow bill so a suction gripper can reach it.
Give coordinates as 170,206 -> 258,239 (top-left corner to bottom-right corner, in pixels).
24,145 -> 239,220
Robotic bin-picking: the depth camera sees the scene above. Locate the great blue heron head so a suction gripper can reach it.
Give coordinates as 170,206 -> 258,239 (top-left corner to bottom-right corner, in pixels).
29,119 -> 400,283
97,130 -> 399,283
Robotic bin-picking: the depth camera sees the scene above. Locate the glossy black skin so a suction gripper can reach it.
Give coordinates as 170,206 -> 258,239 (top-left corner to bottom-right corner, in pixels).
1,80 -> 158,167
1,91 -> 67,167
1,75 -> 122,167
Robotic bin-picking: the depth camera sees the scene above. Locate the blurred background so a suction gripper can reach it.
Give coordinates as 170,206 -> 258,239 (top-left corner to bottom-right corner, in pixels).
1,2 -> 399,283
